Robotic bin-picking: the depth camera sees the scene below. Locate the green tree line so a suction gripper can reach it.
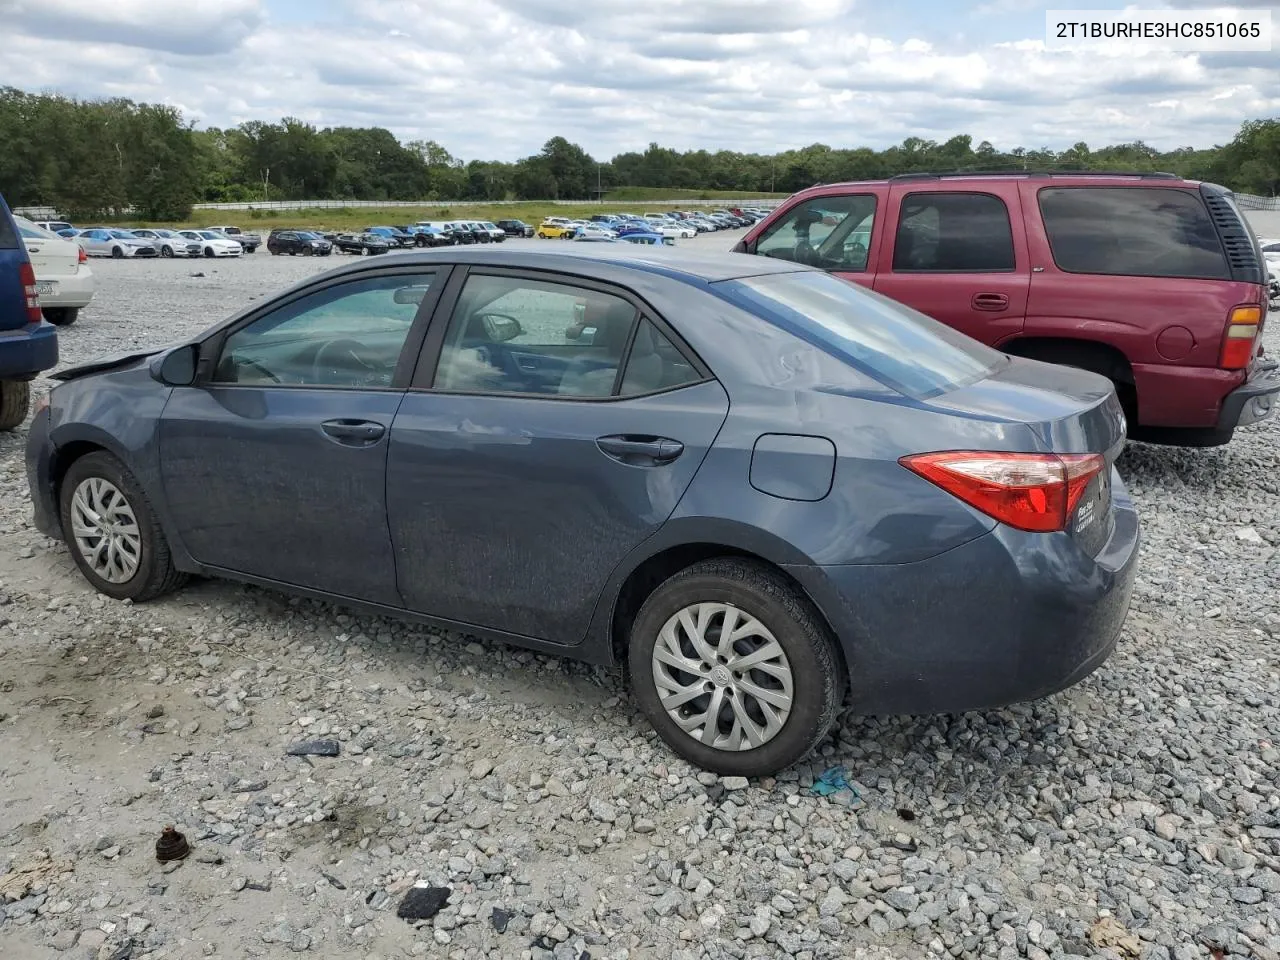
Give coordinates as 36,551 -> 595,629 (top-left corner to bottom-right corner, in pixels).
1,87 -> 1277,220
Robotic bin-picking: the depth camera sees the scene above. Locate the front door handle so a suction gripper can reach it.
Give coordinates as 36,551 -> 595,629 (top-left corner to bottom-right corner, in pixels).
971,292 -> 1010,311
27,246 -> 40,254
321,419 -> 385,444
597,435 -> 684,465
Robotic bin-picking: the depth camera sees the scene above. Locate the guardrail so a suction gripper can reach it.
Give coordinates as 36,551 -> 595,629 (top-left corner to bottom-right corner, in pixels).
1235,193 -> 1280,212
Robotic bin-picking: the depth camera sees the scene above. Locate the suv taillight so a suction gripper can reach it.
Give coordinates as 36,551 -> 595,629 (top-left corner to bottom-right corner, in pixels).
77,245 -> 87,264
900,451 -> 1105,533
1220,305 -> 1261,369
18,261 -> 41,324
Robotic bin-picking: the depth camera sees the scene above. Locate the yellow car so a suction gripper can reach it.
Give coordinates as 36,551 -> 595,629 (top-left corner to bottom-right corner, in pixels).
536,218 -> 574,239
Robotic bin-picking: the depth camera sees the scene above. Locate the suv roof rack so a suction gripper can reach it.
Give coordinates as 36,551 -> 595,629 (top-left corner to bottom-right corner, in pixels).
889,170 -> 1181,181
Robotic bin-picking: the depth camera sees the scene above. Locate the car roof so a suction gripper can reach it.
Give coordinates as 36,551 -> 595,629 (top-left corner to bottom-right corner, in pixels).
311,245 -> 814,284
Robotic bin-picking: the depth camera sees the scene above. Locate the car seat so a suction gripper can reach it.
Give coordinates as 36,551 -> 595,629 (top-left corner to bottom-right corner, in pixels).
558,301 -> 639,397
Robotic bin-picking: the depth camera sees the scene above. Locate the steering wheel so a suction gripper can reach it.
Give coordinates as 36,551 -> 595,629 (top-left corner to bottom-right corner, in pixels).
235,356 -> 282,383
312,338 -> 378,384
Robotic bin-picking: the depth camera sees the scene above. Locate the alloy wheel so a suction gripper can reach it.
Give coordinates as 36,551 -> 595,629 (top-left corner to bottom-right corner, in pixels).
651,602 -> 794,751
69,477 -> 141,583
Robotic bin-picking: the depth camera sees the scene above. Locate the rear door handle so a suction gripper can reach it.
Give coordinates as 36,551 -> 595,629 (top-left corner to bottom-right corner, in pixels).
971,293 -> 1009,311
27,246 -> 40,253
321,419 -> 385,444
597,435 -> 684,465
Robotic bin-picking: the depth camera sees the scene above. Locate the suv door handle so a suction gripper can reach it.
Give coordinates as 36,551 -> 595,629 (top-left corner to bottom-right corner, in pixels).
971,293 -> 1009,311
596,435 -> 684,465
321,419 -> 385,444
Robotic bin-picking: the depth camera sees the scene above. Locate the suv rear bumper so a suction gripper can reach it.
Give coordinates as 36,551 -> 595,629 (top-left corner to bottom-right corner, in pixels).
0,319 -> 59,379
1218,357 -> 1280,429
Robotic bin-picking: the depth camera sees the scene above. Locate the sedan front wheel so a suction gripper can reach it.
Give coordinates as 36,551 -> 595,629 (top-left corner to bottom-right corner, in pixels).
59,452 -> 187,603
628,558 -> 843,777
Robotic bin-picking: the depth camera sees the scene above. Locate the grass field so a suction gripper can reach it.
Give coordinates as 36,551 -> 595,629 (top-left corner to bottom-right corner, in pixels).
123,193 -> 783,232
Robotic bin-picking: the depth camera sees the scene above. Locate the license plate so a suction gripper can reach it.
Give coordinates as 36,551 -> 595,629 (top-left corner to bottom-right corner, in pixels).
35,281 -> 55,296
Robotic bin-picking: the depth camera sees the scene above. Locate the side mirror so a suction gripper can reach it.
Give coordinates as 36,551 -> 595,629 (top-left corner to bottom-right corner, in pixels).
394,286 -> 429,306
481,314 -> 523,342
151,344 -> 198,386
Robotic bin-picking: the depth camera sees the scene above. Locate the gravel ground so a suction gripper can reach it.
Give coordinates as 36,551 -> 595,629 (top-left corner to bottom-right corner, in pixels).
1,230 -> 1278,960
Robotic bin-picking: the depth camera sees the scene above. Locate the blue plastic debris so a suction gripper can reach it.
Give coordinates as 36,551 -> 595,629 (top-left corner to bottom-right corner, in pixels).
810,766 -> 862,804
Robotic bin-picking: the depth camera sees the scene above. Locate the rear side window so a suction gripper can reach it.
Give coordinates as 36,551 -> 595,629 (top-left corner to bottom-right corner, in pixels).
1038,187 -> 1229,280
893,192 -> 1015,272
715,270 -> 1005,399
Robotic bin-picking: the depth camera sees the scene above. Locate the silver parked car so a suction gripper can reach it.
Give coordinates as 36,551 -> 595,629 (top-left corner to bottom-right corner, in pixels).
75,228 -> 160,259
128,229 -> 201,258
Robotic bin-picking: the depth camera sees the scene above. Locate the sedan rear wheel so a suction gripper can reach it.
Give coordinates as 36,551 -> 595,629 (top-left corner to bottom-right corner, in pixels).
59,452 -> 187,602
628,558 -> 843,776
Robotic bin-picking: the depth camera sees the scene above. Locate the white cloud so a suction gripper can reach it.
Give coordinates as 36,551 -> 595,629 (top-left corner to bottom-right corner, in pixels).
0,0 -> 1274,161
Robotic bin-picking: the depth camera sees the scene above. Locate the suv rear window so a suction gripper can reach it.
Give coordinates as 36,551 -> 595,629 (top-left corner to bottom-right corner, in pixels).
1038,187 -> 1229,280
714,270 -> 1005,399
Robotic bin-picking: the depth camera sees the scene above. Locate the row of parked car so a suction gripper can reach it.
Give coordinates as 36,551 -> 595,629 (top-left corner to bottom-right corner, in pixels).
536,207 -> 769,242
34,220 -> 257,258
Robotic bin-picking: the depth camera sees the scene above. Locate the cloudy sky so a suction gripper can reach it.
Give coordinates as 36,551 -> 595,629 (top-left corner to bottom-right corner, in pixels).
1,0 -> 1277,161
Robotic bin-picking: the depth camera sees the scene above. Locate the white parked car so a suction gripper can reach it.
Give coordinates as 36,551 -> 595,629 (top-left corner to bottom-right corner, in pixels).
75,228 -> 160,258
14,216 -> 95,326
576,223 -> 618,240
35,220 -> 74,235
180,230 -> 244,258
128,228 -> 202,258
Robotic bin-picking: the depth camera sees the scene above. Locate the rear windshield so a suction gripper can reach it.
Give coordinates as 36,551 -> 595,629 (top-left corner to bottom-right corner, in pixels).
714,270 -> 1005,399
1037,186 -> 1230,280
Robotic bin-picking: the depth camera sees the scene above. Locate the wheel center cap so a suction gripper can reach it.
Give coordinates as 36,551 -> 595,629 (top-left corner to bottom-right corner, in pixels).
711,665 -> 732,686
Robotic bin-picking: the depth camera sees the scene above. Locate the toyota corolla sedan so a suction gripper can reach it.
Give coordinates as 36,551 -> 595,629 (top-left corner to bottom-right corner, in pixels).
25,247 -> 1139,775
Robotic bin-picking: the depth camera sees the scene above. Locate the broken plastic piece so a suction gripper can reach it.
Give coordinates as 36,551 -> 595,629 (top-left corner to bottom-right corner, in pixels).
396,886 -> 450,921
286,739 -> 340,757
810,767 -> 862,805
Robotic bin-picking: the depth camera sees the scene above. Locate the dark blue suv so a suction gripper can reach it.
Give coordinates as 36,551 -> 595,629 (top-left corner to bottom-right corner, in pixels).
0,193 -> 58,429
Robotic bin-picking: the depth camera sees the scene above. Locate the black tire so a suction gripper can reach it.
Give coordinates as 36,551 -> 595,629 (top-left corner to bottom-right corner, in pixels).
0,380 -> 29,431
44,307 -> 79,326
302,246 -> 313,256
111,246 -> 124,259
58,451 -> 188,603
160,245 -> 174,258
204,247 -> 215,258
627,558 -> 843,777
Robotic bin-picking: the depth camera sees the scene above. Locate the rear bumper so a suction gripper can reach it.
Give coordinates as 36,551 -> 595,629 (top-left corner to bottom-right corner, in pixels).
1217,357 -> 1280,429
1130,362 -> 1246,428
39,269 -> 95,310
786,468 -> 1140,715
0,319 -> 59,379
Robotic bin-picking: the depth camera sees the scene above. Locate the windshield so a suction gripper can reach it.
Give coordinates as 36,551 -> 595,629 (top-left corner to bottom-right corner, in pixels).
110,230 -> 138,239
714,270 -> 1005,399
198,231 -> 220,240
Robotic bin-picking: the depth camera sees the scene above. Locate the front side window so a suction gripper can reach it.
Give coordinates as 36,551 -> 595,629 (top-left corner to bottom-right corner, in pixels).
754,194 -> 877,272
892,192 -> 1015,272
431,274 -> 701,398
212,273 -> 435,388
1038,187 -> 1230,280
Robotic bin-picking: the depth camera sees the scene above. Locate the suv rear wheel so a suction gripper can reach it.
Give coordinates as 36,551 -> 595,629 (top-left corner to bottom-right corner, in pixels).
0,381 -> 30,431
628,558 -> 843,776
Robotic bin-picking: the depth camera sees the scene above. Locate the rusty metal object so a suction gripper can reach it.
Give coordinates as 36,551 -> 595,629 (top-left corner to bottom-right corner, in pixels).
155,826 -> 189,863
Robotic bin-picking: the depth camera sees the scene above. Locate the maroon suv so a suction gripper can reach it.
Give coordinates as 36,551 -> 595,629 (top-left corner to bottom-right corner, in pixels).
735,171 -> 1279,446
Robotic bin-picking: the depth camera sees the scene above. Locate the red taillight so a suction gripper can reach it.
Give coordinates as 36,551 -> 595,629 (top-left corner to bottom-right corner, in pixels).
899,451 -> 1106,533
1220,305 -> 1260,370
18,261 -> 41,324
78,246 -> 87,264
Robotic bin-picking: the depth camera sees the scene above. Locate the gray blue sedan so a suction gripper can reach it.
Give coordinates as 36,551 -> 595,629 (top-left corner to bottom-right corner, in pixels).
24,246 -> 1139,775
